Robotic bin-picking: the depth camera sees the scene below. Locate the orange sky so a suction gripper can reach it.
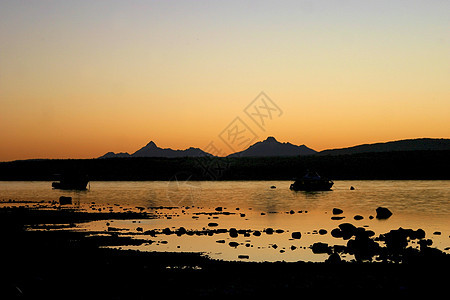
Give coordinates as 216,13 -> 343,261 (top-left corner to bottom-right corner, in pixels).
0,1 -> 449,161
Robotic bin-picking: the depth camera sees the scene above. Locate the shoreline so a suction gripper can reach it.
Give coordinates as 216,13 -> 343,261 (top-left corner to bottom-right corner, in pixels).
1,204 -> 449,297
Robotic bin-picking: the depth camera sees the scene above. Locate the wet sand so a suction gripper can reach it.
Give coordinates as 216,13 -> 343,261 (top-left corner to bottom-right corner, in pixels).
1,202 -> 449,297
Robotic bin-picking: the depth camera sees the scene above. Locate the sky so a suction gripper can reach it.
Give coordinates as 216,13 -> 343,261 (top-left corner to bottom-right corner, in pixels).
0,0 -> 449,161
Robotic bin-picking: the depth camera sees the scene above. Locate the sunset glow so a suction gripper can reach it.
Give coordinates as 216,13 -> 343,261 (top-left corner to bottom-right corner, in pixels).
1,1 -> 449,161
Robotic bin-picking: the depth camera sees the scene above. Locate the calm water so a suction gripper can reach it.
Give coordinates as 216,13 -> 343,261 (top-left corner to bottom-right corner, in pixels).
1,180 -> 449,262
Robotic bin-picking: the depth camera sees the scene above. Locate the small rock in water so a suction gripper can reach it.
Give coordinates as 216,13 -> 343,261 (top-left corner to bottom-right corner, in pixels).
265,228 -> 274,235
331,216 -> 345,220
311,242 -> 331,254
291,232 -> 302,239
136,227 -> 143,232
216,240 -> 225,243
350,186 -> 355,190
215,207 -> 223,212
253,230 -> 261,236
229,242 -> 239,248
433,231 -> 441,235
354,215 -> 364,220
333,208 -> 343,215
270,186 -> 276,189
319,229 -> 327,235
229,228 -> 238,238
376,207 -> 393,219
331,228 -> 343,238
208,222 -> 219,227
238,255 -> 249,259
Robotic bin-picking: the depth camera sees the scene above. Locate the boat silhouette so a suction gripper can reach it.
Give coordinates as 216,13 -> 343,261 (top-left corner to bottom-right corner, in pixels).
52,174 -> 89,190
290,171 -> 333,191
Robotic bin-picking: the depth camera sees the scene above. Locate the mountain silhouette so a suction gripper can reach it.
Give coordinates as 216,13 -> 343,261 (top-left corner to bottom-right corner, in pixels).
318,138 -> 450,156
99,137 -> 450,159
227,136 -> 317,157
99,141 -> 212,158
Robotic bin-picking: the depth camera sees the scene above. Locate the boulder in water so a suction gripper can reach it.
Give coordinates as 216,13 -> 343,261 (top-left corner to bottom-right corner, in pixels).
376,207 -> 392,219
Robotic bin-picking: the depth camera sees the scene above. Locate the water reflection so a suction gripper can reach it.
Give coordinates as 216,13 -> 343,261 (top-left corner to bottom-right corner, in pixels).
1,180 -> 449,262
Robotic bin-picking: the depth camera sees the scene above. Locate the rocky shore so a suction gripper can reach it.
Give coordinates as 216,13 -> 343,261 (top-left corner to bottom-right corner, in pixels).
1,204 -> 449,298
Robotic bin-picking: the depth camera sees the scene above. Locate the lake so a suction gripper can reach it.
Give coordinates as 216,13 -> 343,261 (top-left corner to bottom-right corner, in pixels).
1,180 -> 449,262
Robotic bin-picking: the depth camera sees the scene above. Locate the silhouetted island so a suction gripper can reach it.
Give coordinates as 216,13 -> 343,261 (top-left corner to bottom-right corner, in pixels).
0,138 -> 449,180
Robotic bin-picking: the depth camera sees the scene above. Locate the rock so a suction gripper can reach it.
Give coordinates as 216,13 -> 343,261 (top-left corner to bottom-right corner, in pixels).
238,255 -> 249,259
144,230 -> 156,237
414,228 -> 426,239
176,227 -> 187,236
339,223 -> 356,234
383,228 -> 408,251
253,230 -> 261,236
270,186 -> 276,189
290,245 -> 297,250
208,222 -> 218,227
433,231 -> 441,235
59,196 -> 72,205
333,208 -> 343,215
229,228 -> 238,238
331,216 -> 345,220
136,227 -> 143,232
215,207 -> 223,212
162,228 -> 172,235
291,232 -> 302,239
354,215 -> 364,220
331,228 -> 343,238
275,229 -> 284,234
216,240 -> 225,243
350,186 -> 355,190
326,252 -> 341,263
265,228 -> 274,235
376,207 -> 392,219
369,215 -> 374,219
289,210 -> 295,214
229,242 -> 239,248
419,239 -> 433,250
319,229 -> 327,235
311,242 -> 331,254
240,213 -> 246,218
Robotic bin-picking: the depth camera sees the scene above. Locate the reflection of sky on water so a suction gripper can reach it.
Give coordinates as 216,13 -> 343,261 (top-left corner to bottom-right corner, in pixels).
1,180 -> 449,262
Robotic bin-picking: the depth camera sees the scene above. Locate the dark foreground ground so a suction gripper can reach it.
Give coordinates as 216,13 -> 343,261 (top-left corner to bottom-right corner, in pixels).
1,207 -> 449,298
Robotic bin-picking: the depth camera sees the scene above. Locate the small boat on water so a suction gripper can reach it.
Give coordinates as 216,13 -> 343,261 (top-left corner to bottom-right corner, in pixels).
290,171 -> 333,191
52,174 -> 89,190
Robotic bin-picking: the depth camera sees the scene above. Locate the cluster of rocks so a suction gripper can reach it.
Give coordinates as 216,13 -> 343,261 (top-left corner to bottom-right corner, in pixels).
311,223 -> 445,263
330,206 -> 392,221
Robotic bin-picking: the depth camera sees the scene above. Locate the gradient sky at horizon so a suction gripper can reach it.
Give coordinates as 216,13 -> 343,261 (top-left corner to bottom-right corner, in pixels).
1,0 -> 449,161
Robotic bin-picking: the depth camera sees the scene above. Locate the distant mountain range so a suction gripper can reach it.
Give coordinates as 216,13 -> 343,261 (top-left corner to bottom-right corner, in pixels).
99,141 -> 211,159
317,138 -> 450,156
227,136 -> 317,157
99,137 -> 450,158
